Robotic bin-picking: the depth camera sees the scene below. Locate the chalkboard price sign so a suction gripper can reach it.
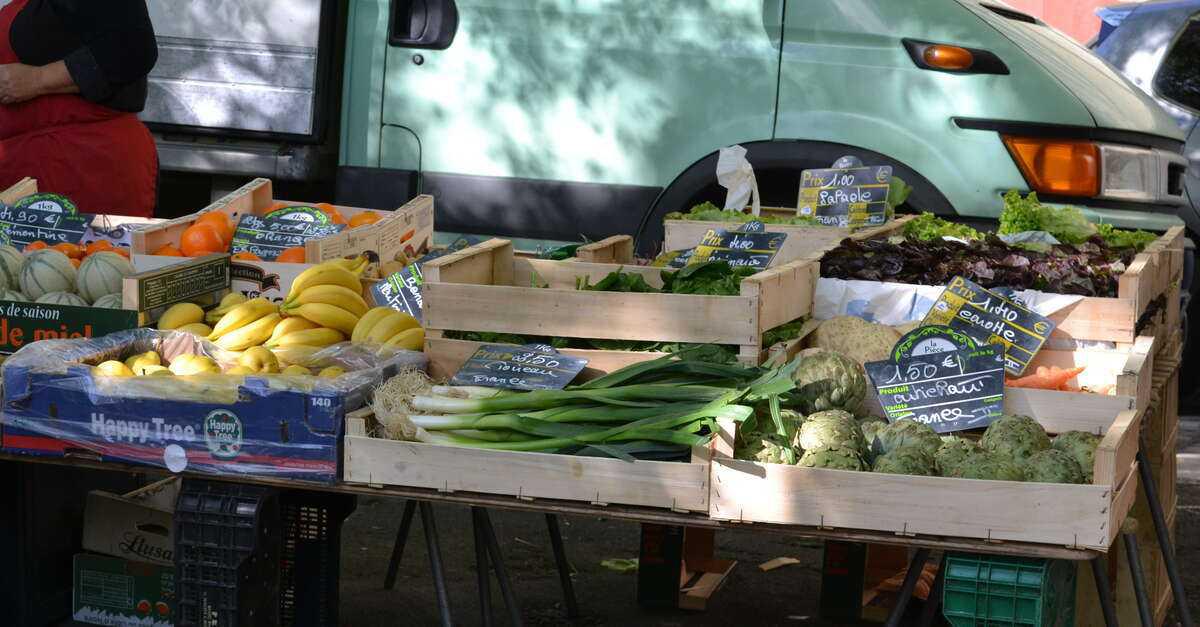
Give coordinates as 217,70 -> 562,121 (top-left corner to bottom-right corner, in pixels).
668,221 -> 786,270
370,263 -> 424,322
865,345 -> 1005,433
797,165 -> 892,228
921,276 -> 1055,376
451,344 -> 589,391
229,206 -> 346,261
0,193 -> 92,248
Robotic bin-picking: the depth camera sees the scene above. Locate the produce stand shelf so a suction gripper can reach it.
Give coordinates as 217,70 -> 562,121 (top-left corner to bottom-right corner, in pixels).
665,209 -> 914,263
0,451 -> 1100,562
709,406 -> 1142,551
420,238 -> 819,377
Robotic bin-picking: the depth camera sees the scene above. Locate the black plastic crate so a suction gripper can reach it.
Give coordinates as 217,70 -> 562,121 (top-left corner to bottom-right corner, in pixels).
175,480 -> 281,627
279,492 -> 355,627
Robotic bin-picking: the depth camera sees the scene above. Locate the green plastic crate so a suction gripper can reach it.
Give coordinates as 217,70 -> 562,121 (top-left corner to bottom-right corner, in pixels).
942,553 -> 1076,627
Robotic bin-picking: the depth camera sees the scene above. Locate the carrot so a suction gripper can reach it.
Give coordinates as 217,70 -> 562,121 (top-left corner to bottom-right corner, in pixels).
1006,365 -> 1086,391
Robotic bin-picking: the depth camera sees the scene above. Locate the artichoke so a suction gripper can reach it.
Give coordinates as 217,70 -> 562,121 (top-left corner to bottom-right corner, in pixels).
948,450 -> 1025,481
872,448 -> 937,476
859,417 -> 888,456
1024,449 -> 1086,484
797,410 -> 866,455
981,415 -> 1051,462
788,348 -> 867,414
935,436 -> 980,477
797,445 -> 867,471
1052,431 -> 1101,482
875,419 -> 941,458
735,432 -> 799,465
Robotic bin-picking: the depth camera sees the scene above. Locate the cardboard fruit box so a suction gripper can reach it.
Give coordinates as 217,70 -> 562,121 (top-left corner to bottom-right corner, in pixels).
130,178 -> 434,303
708,401 -> 1140,550
421,238 -> 819,379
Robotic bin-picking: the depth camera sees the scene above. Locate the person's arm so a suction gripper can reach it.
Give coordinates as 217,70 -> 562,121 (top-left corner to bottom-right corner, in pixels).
0,61 -> 79,105
52,0 -> 158,103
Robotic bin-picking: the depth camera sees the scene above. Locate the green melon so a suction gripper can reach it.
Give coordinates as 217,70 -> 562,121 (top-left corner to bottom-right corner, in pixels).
20,249 -> 77,300
0,289 -> 26,302
76,251 -> 134,303
0,245 -> 19,291
91,293 -> 126,309
35,291 -> 89,307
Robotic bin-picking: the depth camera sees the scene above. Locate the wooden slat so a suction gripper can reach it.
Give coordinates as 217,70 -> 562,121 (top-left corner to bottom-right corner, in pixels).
0,177 -> 37,204
1118,336 -> 1156,410
1047,296 -> 1138,343
1003,391 -> 1134,434
742,258 -> 819,332
423,283 -> 759,345
575,235 -> 634,264
423,239 -> 513,285
1106,461 -> 1139,550
1093,409 -> 1141,487
132,178 -> 273,254
343,434 -> 711,511
663,214 -> 914,264
516,257 -> 665,289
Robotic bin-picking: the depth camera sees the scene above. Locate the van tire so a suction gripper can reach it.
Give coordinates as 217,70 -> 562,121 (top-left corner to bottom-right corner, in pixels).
633,140 -> 955,254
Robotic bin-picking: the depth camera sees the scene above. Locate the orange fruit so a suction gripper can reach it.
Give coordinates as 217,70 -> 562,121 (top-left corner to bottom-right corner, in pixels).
70,258 -> 81,268
23,241 -> 48,252
195,212 -> 234,244
154,244 -> 184,257
52,242 -> 83,259
111,248 -> 131,260
275,247 -> 306,263
180,223 -> 227,257
348,211 -> 382,228
316,203 -> 346,225
231,251 -> 261,261
84,239 -> 114,256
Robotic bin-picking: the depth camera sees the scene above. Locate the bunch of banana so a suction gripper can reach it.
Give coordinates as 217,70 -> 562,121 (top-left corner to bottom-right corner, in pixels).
207,297 -> 282,351
205,292 -> 249,325
275,256 -> 370,342
353,307 -> 424,351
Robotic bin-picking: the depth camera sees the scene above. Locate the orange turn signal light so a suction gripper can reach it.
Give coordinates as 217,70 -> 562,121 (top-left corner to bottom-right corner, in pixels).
923,45 -> 974,71
1002,136 -> 1100,197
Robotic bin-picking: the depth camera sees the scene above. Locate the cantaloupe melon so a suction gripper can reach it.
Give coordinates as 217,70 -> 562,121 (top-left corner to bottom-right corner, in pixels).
0,245 -> 22,291
20,249 -> 76,300
35,291 -> 89,307
76,251 -> 134,303
91,293 -> 125,309
0,289 -> 26,302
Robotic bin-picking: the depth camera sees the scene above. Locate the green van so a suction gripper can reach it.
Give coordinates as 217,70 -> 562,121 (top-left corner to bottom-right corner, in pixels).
334,0 -> 1191,248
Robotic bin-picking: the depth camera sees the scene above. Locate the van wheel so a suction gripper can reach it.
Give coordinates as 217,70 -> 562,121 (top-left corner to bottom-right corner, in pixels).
633,140 -> 954,255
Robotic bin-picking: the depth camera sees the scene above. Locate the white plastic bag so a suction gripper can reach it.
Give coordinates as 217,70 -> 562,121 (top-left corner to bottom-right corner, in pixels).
716,145 -> 761,216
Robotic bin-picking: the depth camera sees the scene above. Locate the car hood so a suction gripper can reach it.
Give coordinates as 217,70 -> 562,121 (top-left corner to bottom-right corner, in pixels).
959,1 -> 1186,141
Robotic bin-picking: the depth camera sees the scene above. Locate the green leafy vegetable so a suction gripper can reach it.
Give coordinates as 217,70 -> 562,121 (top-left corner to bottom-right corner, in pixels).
661,260 -> 757,296
576,269 -> 657,293
1095,223 -> 1159,251
999,191 -> 1096,244
903,212 -> 982,241
665,202 -> 820,226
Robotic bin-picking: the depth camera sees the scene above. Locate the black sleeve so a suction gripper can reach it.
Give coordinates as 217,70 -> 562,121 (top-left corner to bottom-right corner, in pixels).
50,0 -> 158,103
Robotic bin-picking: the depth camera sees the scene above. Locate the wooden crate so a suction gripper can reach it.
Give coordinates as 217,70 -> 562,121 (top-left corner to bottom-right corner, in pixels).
1004,335 -> 1154,423
817,223 -> 1186,344
421,238 -> 819,378
343,410 -> 715,512
709,406 -> 1141,550
664,210 -> 913,264
130,178 -> 434,301
0,177 -> 37,205
573,235 -> 634,264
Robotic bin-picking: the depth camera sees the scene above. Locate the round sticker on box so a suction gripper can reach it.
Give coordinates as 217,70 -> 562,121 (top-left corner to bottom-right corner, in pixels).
164,444 -> 188,473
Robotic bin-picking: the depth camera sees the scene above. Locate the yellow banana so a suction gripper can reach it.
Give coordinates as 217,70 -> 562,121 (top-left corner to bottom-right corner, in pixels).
288,303 -> 359,336
214,313 -> 282,351
327,256 -> 369,274
268,317 -> 320,345
208,298 -> 277,340
285,264 -> 362,303
352,306 -> 398,343
367,311 -> 420,344
265,327 -> 345,348
158,303 -> 204,330
284,284 -> 369,317
380,327 -> 425,352
205,309 -> 226,325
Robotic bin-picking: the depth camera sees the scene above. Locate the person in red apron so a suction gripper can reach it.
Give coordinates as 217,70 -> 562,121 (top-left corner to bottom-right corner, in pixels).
0,0 -> 158,217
